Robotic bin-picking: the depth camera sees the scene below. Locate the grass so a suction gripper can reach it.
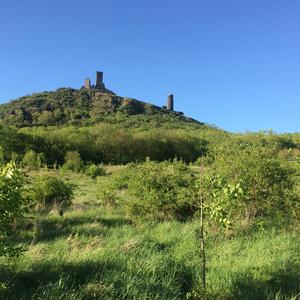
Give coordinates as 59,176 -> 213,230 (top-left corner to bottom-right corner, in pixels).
0,168 -> 299,299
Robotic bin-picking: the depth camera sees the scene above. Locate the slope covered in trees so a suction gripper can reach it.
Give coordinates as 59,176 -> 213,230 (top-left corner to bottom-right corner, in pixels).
0,87 -> 219,165
0,88 -> 201,126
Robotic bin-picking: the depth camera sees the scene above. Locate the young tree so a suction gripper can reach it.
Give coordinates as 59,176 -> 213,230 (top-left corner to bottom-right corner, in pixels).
197,163 -> 243,290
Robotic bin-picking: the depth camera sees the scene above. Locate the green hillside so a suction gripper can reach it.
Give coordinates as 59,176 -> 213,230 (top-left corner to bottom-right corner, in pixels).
0,87 -> 202,127
0,86 -> 219,165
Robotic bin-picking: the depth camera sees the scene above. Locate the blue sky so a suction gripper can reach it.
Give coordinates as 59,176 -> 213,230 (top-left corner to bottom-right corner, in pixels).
0,0 -> 299,132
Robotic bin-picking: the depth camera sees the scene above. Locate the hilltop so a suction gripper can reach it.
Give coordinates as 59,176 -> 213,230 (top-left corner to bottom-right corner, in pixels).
0,86 -> 202,128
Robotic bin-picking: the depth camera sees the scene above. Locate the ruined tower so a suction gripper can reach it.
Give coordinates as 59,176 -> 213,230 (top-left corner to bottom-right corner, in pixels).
95,71 -> 104,89
84,78 -> 91,89
84,71 -> 106,90
167,94 -> 174,111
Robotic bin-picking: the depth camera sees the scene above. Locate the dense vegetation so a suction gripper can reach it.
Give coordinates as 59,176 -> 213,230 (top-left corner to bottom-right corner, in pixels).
0,149 -> 28,257
0,89 -> 299,299
0,88 -> 198,126
0,162 -> 298,299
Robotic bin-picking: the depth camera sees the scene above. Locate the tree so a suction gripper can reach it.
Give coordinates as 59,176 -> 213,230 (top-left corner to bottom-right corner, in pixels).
197,160 -> 243,291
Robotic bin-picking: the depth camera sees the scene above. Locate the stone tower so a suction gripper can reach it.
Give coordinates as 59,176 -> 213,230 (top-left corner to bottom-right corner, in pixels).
167,94 -> 174,111
84,78 -> 91,89
95,71 -> 104,89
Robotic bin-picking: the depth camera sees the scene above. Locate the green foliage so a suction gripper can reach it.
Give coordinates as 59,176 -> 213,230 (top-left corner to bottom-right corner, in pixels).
0,148 -> 28,256
211,140 -> 299,224
1,86 -> 300,298
22,150 -> 45,169
0,124 -> 68,166
0,168 -> 299,299
98,189 -> 119,208
203,175 -> 244,228
84,164 -> 105,178
37,110 -> 56,125
30,176 -> 74,216
18,124 -> 211,165
0,88 -> 202,127
0,86 -> 212,165
62,151 -> 83,172
116,160 -> 199,221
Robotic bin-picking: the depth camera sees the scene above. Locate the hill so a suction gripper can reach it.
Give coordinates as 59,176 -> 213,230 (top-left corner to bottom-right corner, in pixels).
0,87 -> 202,127
0,82 -> 221,166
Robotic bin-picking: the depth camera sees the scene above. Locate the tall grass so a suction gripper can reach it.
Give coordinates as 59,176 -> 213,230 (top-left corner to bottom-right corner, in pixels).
0,169 -> 299,299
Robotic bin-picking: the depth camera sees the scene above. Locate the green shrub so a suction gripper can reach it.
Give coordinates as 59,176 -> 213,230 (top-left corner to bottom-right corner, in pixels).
210,139 -> 299,224
0,148 -> 28,256
118,159 -> 199,221
62,151 -> 83,172
30,176 -> 74,216
97,189 -> 119,208
85,164 -> 105,178
22,150 -> 43,168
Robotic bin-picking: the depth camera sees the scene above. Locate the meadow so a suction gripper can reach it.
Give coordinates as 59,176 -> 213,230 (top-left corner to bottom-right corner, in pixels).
0,168 -> 299,300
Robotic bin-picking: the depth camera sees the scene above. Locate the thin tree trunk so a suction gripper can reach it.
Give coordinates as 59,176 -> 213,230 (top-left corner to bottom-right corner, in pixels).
199,156 -> 206,289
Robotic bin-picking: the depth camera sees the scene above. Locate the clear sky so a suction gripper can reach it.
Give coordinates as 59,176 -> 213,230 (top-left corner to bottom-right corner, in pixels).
1,0 -> 299,132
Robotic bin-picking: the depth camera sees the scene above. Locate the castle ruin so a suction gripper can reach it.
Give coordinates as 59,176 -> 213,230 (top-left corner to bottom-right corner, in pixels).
84,71 -> 106,90
83,71 -> 176,112
167,94 -> 174,111
84,78 -> 91,89
95,71 -> 105,89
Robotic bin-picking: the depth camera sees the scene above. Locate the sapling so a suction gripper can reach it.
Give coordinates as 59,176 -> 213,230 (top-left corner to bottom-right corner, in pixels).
197,156 -> 243,290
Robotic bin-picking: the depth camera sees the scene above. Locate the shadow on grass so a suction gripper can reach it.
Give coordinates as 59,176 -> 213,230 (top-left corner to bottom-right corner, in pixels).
0,260 -> 116,299
229,263 -> 300,300
36,214 -> 133,242
0,258 -> 193,300
13,214 -> 133,246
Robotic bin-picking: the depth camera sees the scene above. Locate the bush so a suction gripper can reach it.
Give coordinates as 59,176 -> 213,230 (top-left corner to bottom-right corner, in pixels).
210,139 -> 299,224
22,150 -> 43,169
85,164 -> 105,178
97,189 -> 119,208
0,148 -> 28,256
62,151 -> 83,172
118,159 -> 198,221
30,176 -> 74,216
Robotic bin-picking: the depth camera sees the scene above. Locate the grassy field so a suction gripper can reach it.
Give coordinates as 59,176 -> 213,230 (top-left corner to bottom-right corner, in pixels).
0,168 -> 299,300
